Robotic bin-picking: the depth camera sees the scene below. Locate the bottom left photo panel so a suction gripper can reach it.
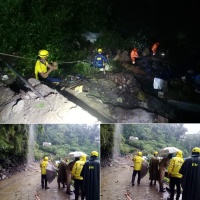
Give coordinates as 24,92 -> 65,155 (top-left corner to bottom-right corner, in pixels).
0,124 -> 100,200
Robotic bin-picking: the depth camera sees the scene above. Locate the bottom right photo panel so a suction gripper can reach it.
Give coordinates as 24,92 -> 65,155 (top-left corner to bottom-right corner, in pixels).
100,124 -> 200,200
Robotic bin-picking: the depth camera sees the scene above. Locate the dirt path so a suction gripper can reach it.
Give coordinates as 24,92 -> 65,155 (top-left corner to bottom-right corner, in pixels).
0,162 -> 75,200
101,157 -> 171,200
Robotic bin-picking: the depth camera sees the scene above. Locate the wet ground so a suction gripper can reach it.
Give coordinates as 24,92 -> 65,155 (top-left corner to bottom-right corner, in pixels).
101,156 -> 175,200
0,162 -> 75,200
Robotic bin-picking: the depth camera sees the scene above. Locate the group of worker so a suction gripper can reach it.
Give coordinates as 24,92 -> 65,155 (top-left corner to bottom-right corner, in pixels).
131,147 -> 200,200
34,48 -> 109,85
130,42 -> 160,64
34,42 -> 159,85
40,151 -> 100,200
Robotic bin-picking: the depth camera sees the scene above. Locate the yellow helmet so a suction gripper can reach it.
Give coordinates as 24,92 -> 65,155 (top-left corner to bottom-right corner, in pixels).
138,152 -> 142,156
98,48 -> 102,53
38,50 -> 49,58
192,147 -> 200,153
154,151 -> 158,155
91,151 -> 98,157
176,151 -> 183,157
44,156 -> 48,161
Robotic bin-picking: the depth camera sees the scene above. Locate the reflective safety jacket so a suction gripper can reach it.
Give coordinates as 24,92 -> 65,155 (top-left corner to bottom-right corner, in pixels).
72,155 -> 86,180
168,152 -> 184,178
152,43 -> 159,54
40,160 -> 48,175
93,53 -> 108,68
35,59 -> 49,79
133,155 -> 144,171
130,49 -> 138,61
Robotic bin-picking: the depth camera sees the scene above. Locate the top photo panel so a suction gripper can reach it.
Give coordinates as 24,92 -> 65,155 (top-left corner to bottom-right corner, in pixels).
0,0 -> 200,123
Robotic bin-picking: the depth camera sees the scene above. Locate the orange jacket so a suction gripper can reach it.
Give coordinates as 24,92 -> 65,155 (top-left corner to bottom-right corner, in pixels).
152,43 -> 159,54
130,49 -> 138,61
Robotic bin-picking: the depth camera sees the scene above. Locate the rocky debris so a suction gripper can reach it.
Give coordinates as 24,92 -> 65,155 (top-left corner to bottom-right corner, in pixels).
80,72 -> 175,120
0,77 -> 99,123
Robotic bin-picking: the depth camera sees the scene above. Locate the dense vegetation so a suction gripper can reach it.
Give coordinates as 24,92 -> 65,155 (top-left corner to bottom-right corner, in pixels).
34,124 -> 100,161
0,124 -> 29,168
1,0 -> 199,78
0,124 -> 99,170
101,124 -> 200,159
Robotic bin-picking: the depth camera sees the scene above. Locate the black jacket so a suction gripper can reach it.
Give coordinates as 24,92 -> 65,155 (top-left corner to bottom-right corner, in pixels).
179,155 -> 200,200
81,156 -> 100,200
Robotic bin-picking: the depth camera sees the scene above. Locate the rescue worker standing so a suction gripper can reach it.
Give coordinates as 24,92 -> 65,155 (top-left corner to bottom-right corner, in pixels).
66,157 -> 79,195
151,42 -> 160,56
40,156 -> 49,189
131,152 -> 144,186
81,151 -> 100,200
130,48 -> 138,64
35,49 -> 61,83
158,154 -> 172,192
149,151 -> 159,185
167,151 -> 184,200
57,159 -> 68,188
180,147 -> 200,200
71,154 -> 86,200
93,48 -> 108,74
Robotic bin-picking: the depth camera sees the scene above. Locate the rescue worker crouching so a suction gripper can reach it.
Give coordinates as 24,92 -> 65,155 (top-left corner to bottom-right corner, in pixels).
71,154 -> 87,200
93,48 -> 108,74
35,49 -> 61,84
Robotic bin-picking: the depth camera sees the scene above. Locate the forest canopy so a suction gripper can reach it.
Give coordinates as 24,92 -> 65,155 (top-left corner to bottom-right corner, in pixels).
100,124 -> 200,159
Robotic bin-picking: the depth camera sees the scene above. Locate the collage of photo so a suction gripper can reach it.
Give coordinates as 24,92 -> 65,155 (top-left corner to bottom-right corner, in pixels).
1,1 -> 200,200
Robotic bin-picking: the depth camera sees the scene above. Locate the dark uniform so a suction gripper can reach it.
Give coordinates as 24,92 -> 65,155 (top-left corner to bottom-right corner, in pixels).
149,152 -> 159,185
179,147 -> 200,200
57,160 -> 67,188
81,151 -> 100,200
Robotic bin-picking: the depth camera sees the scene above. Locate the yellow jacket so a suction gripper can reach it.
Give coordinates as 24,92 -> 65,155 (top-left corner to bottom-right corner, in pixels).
133,155 -> 144,171
72,155 -> 86,180
40,160 -> 48,175
168,151 -> 184,178
35,59 -> 48,79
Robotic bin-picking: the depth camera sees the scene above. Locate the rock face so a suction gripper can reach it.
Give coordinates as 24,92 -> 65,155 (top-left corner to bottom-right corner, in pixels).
80,72 -> 174,121
0,78 -> 99,123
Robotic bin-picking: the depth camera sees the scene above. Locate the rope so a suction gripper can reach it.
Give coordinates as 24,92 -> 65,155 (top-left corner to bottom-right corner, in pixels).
0,52 -> 89,64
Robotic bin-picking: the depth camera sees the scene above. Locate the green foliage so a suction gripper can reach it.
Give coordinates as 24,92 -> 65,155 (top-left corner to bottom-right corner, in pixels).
34,124 -> 100,160
100,124 -> 114,158
68,62 -> 94,75
0,124 -> 29,166
102,124 -> 194,159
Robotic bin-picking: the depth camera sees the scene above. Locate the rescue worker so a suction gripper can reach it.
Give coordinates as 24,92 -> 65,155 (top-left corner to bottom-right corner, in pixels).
34,49 -> 61,84
40,156 -> 49,189
66,157 -> 80,195
180,147 -> 200,200
167,151 -> 184,200
149,151 -> 159,185
131,152 -> 144,186
152,42 -> 160,56
81,151 -> 100,200
93,48 -> 108,74
158,154 -> 172,192
57,159 -> 68,188
71,154 -> 87,200
130,48 -> 138,64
